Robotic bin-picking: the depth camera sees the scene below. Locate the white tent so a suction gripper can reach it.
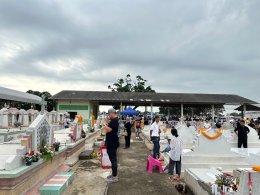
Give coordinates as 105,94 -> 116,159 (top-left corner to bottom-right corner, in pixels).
0,86 -> 41,104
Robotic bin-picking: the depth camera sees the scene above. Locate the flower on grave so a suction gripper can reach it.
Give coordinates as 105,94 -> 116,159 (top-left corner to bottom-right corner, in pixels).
38,145 -> 54,161
31,151 -> 41,162
81,130 -> 86,138
23,152 -> 33,162
53,141 -> 60,149
69,133 -> 76,142
215,174 -> 240,192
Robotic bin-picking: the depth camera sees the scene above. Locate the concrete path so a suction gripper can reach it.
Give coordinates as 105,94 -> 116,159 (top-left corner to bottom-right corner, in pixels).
107,133 -> 192,195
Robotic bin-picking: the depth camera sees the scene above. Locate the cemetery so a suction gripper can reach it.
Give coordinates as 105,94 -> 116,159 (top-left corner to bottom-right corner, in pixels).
0,87 -> 260,195
0,87 -> 98,195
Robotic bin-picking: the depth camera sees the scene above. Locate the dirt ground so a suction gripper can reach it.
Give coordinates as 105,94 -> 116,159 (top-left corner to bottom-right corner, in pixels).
64,130 -> 193,195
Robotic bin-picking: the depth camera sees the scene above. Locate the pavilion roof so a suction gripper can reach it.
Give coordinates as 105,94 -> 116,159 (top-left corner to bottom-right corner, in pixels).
0,86 -> 41,104
235,104 -> 260,111
51,90 -> 257,106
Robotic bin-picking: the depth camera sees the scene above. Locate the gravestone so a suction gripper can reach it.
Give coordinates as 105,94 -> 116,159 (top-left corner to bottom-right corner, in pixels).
0,108 -> 8,128
28,114 -> 53,150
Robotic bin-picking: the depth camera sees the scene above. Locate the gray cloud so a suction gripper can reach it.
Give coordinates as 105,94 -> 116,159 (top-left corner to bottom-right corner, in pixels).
0,0 -> 259,103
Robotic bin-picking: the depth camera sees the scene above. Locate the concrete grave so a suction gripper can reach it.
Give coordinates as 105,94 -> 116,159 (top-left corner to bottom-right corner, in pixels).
28,114 -> 53,150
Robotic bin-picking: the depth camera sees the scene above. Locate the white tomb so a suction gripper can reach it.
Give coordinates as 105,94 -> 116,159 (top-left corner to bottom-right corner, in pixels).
162,128 -> 250,172
0,108 -> 8,128
0,144 -> 26,170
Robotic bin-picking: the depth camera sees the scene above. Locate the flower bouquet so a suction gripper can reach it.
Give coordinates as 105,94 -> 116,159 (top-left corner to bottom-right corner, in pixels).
23,152 -> 33,166
32,151 -> 41,162
214,174 -> 240,194
53,141 -> 60,151
39,146 -> 54,161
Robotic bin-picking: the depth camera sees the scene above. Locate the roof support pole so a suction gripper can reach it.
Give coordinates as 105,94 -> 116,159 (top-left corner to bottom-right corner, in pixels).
211,104 -> 215,123
181,104 -> 184,124
243,104 -> 246,119
120,102 -> 123,112
167,107 -> 170,120
151,103 -> 153,122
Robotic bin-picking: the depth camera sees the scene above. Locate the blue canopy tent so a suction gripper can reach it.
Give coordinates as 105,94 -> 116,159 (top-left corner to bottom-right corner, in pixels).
120,107 -> 139,116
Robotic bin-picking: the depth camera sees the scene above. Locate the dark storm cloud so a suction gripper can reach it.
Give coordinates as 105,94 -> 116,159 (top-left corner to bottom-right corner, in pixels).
0,0 -> 260,102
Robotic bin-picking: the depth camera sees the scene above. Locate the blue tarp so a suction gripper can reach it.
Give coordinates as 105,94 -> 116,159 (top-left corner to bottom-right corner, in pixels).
120,107 -> 139,116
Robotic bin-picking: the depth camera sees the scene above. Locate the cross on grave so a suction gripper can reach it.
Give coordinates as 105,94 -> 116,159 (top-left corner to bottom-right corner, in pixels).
40,95 -> 47,115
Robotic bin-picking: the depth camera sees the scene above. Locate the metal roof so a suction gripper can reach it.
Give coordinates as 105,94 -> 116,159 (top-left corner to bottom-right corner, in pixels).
235,104 -> 260,111
0,86 -> 41,104
51,90 -> 257,106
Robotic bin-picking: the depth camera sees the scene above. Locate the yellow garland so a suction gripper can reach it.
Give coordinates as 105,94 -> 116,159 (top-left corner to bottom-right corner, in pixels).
198,127 -> 226,134
198,128 -> 207,134
201,130 -> 222,140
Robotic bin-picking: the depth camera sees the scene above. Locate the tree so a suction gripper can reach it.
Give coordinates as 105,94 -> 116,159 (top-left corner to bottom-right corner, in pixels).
229,112 -> 241,117
26,90 -> 55,112
108,74 -> 155,93
108,74 -> 155,109
0,90 -> 55,112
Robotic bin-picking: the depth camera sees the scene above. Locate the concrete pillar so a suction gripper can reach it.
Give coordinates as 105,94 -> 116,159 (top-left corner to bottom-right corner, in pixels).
11,114 -> 15,126
211,105 -> 215,123
167,107 -> 170,119
151,103 -> 153,121
120,102 -> 123,112
243,104 -> 246,119
23,113 -> 29,126
181,104 -> 184,117
2,113 -> 8,127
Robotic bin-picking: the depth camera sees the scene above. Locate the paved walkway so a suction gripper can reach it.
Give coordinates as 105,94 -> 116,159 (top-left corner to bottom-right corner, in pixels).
107,132 -> 191,195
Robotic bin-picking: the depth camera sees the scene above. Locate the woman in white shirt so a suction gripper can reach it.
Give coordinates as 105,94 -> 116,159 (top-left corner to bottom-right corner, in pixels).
168,128 -> 183,181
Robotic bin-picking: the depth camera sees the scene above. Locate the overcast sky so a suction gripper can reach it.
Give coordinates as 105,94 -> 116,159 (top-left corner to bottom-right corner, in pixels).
0,0 -> 259,105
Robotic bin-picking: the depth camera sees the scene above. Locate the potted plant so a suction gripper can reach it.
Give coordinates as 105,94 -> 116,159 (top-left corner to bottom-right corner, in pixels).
53,141 -> 60,151
23,152 -> 33,166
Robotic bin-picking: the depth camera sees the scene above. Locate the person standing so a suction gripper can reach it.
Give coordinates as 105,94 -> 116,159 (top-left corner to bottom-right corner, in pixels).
102,108 -> 119,183
150,115 -> 161,158
124,118 -> 132,149
234,120 -> 250,148
135,120 -> 141,139
168,128 -> 183,181
203,120 -> 211,129
248,119 -> 256,129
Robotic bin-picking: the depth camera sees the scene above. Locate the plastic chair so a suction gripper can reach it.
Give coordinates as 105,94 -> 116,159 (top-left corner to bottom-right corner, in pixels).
146,155 -> 163,173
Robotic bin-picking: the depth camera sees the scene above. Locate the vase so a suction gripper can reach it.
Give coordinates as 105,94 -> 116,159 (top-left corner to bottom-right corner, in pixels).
55,146 -> 59,151
26,161 -> 32,166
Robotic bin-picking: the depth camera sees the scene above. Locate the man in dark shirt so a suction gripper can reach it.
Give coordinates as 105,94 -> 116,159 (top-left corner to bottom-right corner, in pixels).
234,120 -> 250,148
102,108 -> 119,183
